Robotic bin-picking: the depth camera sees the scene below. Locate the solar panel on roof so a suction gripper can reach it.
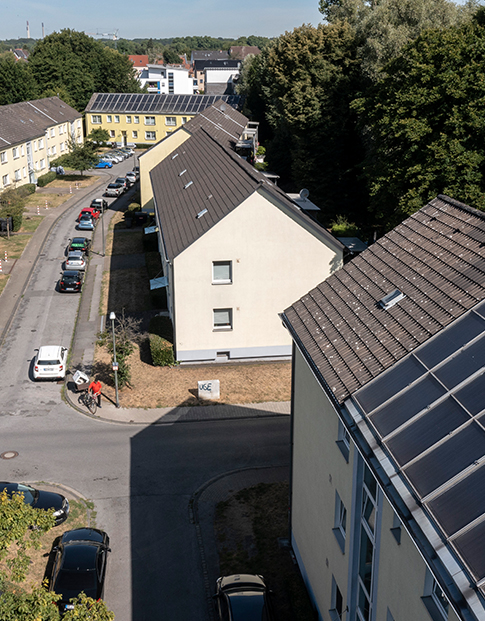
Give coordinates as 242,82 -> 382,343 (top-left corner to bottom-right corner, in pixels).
454,520 -> 485,582
355,354 -> 426,414
472,299 -> 485,319
434,336 -> 485,390
428,464 -> 485,536
404,423 -> 485,497
370,374 -> 446,437
387,397 -> 470,466
455,373 -> 485,415
415,311 -> 485,369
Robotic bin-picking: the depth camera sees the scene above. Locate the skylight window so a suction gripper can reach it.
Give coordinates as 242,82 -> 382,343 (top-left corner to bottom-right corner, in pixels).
378,289 -> 406,310
196,208 -> 208,219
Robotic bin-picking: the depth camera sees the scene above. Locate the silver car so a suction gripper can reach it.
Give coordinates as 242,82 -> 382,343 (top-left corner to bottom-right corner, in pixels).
65,251 -> 86,270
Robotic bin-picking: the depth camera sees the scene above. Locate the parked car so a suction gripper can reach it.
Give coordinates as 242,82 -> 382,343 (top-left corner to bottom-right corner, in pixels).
119,147 -> 134,157
94,160 -> 112,169
125,171 -> 137,186
99,155 -> 118,164
114,177 -> 128,192
90,198 -> 107,211
104,152 -> 124,163
0,482 -> 69,525
49,528 -> 110,614
65,251 -> 86,270
58,270 -> 84,293
68,237 -> 91,254
214,574 -> 275,621
105,182 -> 124,197
77,215 -> 95,231
78,208 -> 99,222
33,345 -> 68,380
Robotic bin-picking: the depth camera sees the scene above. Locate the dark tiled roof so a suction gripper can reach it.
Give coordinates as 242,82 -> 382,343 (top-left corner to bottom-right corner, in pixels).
183,100 -> 248,150
150,128 -> 342,261
85,93 -> 241,115
229,46 -> 261,59
0,97 -> 81,148
191,50 -> 229,61
283,195 -> 485,404
193,59 -> 240,72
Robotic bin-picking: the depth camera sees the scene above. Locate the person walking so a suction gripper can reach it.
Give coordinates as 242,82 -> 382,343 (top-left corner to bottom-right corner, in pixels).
89,378 -> 102,408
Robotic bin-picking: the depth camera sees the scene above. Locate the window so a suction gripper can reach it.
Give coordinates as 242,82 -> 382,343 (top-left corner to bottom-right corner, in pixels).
144,116 -> 155,125
423,570 -> 449,621
40,159 -> 45,169
333,492 -> 347,553
14,169 -> 21,181
22,167 -> 26,178
336,419 -> 351,461
145,131 -> 156,141
132,131 -> 138,139
109,130 -> 115,138
166,116 -> 176,126
39,138 -> 44,149
91,115 -> 102,124
213,261 -> 232,284
60,142 -> 65,152
126,116 -> 132,123
2,174 -> 9,186
182,117 -> 187,124
213,308 -> 232,330
0,151 -> 6,163
114,115 -> 120,123
356,464 -> 378,621
50,128 -> 55,137
21,145 -> 25,155
106,115 -> 112,123
51,145 -> 56,155
390,512 -> 402,544
168,72 -> 174,94
134,116 -> 139,124
77,120 -> 81,128
329,577 -> 344,621
34,142 -> 38,152
59,125 -> 63,134
13,147 -> 19,159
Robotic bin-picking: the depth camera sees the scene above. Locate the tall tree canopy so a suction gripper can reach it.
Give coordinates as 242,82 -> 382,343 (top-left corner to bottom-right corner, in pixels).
28,29 -> 141,110
354,9 -> 485,228
0,53 -> 38,105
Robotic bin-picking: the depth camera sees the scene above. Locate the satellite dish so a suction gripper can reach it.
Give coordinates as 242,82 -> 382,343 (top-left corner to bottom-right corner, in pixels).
220,103 -> 226,112
299,188 -> 310,199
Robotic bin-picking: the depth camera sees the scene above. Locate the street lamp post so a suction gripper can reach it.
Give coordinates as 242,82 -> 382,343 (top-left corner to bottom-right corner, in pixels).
101,201 -> 105,257
110,311 -> 120,408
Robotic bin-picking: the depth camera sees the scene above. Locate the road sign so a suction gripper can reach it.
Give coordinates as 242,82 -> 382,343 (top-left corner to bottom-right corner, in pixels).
112,364 -> 119,371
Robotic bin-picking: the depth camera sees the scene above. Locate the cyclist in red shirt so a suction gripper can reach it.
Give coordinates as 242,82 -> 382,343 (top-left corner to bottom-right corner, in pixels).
89,379 -> 102,408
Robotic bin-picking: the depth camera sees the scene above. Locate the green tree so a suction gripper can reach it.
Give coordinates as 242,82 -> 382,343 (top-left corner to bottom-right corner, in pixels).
62,137 -> 99,175
353,9 -> 485,228
0,53 -> 38,105
88,127 -> 110,147
63,593 -> 114,621
0,582 -> 60,621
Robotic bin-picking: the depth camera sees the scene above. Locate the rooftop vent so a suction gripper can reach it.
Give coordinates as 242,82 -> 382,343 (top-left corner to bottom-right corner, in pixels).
184,181 -> 193,190
179,169 -> 187,176
196,208 -> 208,219
378,288 -> 406,310
171,153 -> 179,160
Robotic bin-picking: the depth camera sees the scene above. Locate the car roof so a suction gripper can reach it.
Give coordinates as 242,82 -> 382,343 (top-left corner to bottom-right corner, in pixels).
71,237 -> 89,243
38,346 -> 63,359
61,528 -> 106,544
62,270 -> 81,277
220,574 -> 266,590
68,250 -> 84,256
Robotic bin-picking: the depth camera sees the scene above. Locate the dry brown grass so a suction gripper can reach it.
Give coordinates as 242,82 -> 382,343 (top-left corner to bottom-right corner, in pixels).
24,192 -> 73,210
0,273 -> 9,295
105,230 -> 143,256
100,267 -> 151,315
0,216 -> 43,259
47,174 -> 100,189
94,342 -> 291,408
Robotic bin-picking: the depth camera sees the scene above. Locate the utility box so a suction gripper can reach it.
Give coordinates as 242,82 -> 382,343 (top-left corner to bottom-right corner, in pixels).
198,379 -> 220,400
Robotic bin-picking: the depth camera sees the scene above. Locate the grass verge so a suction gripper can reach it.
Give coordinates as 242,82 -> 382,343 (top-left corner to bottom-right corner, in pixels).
215,482 -> 315,620
0,216 -> 44,259
0,273 -> 9,295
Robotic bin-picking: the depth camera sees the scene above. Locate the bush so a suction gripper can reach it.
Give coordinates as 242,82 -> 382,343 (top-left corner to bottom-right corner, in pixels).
36,171 -> 56,187
149,334 -> 175,366
0,188 -> 25,231
331,215 -> 360,237
17,184 -> 36,197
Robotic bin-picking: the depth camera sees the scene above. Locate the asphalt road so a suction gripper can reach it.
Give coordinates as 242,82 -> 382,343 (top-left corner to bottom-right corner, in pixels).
0,161 -> 292,620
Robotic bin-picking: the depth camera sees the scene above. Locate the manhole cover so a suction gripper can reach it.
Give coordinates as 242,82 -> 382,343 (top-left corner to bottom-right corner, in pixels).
1,451 -> 19,459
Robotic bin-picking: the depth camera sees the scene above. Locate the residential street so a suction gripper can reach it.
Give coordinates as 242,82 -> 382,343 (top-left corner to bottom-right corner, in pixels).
0,165 -> 291,620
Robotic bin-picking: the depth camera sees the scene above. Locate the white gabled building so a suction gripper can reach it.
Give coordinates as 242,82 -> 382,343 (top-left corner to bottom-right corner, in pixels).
138,64 -> 195,95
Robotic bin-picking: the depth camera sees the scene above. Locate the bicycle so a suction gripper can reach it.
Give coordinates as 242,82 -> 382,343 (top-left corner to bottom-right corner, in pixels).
78,389 -> 98,415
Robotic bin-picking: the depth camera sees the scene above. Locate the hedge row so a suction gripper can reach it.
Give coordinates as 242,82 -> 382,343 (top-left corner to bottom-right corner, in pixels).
37,171 -> 57,187
148,315 -> 174,366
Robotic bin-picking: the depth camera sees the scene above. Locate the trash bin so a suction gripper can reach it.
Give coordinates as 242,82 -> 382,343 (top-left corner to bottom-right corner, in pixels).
73,370 -> 90,392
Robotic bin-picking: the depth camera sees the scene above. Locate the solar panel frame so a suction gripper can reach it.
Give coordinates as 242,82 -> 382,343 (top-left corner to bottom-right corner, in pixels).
455,373 -> 485,415
433,336 -> 485,390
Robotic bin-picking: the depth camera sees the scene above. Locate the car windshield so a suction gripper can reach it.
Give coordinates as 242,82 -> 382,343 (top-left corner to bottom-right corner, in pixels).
4,483 -> 36,504
227,592 -> 267,620
62,273 -> 79,283
55,570 -> 96,596
38,359 -> 61,366
80,215 -> 92,221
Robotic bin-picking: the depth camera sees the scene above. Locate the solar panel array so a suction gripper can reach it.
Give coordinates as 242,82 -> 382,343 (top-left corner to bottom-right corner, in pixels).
87,93 -> 240,114
353,299 -> 485,591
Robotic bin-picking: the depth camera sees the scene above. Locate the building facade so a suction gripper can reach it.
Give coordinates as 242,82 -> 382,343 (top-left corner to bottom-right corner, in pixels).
0,96 -> 83,191
138,65 -> 195,95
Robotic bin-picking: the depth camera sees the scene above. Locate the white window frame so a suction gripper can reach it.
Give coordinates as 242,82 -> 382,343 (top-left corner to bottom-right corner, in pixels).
50,128 -> 55,137
132,131 -> 138,139
144,116 -> 155,125
2,173 -> 9,186
14,169 -> 21,181
114,115 -> 120,123
0,151 -> 6,163
336,419 -> 351,462
165,116 -> 176,126
134,116 -> 140,124
212,261 -> 232,284
329,576 -> 344,621
22,167 -> 27,178
91,115 -> 102,124
21,145 -> 25,155
106,115 -> 112,123
145,131 -> 156,141
333,491 -> 347,553
40,159 -> 45,169
110,130 -> 115,138
182,117 -> 187,124
51,145 -> 56,155
13,147 -> 19,159
126,116 -> 132,123
422,570 -> 449,621
39,138 -> 44,149
213,308 -> 233,330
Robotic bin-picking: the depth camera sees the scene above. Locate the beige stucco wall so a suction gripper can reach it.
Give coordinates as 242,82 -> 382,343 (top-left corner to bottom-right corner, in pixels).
291,346 -> 353,618
139,130 -> 189,210
172,190 -> 343,360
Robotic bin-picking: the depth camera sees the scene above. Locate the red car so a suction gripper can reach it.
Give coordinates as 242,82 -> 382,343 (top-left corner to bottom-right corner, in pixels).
77,207 -> 100,222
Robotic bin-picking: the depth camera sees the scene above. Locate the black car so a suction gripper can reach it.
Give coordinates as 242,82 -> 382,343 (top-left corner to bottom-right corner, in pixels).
49,528 -> 110,613
90,198 -> 107,211
58,270 -> 84,293
68,237 -> 91,254
0,482 -> 69,525
214,574 -> 275,621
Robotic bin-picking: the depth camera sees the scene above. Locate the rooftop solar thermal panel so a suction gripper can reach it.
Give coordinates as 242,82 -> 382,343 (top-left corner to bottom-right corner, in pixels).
455,373 -> 485,415
434,336 -> 485,390
386,397 -> 470,466
404,423 -> 485,497
454,519 -> 485,584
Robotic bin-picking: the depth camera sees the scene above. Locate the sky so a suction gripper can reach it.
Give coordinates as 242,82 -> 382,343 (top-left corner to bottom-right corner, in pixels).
1,0 -> 326,40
